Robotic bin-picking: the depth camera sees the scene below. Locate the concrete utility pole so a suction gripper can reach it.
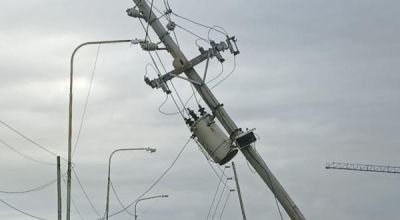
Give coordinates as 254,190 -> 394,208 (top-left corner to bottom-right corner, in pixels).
231,162 -> 247,220
57,156 -> 62,220
130,1 -> 306,219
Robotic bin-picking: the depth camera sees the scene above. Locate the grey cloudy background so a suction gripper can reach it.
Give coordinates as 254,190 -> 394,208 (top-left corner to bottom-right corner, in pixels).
1,0 -> 400,219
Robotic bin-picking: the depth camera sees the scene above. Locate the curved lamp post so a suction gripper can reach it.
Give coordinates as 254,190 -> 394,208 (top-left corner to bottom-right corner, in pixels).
134,194 -> 169,220
66,39 -> 134,220
105,147 -> 156,220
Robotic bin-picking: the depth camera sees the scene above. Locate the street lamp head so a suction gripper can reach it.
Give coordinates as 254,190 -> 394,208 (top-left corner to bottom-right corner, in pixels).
162,194 -> 169,198
147,147 -> 157,153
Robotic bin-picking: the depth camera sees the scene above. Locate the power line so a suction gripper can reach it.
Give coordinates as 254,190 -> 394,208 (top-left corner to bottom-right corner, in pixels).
0,178 -> 56,194
0,120 -> 66,162
247,147 -> 285,220
193,139 -> 231,191
218,191 -> 231,220
210,55 -> 237,89
171,12 -> 227,36
0,138 -> 54,166
144,0 -> 155,41
62,176 -> 85,220
109,181 -> 135,216
0,198 -> 47,220
72,167 -> 101,217
72,44 -> 101,157
211,181 -> 228,220
206,169 -> 225,220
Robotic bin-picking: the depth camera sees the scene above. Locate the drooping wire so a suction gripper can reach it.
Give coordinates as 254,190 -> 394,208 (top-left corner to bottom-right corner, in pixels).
97,138 -> 191,219
171,12 -> 228,36
72,167 -> 101,217
0,120 -> 66,162
72,44 -> 101,157
210,55 -> 237,90
0,179 -> 56,194
193,139 -> 231,191
206,62 -> 224,85
211,180 -> 228,220
0,198 -> 47,220
175,23 -> 209,43
62,175 -> 85,220
247,146 -> 285,220
190,83 -> 200,106
0,138 -> 54,166
0,170 -> 67,194
138,18 -> 189,118
217,191 -> 231,220
109,181 -> 135,216
206,167 -> 226,220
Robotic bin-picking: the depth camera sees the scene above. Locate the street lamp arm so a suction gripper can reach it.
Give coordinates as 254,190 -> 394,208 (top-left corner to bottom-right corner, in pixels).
134,194 -> 169,220
105,147 -> 157,220
66,39 -> 134,220
108,147 -> 156,176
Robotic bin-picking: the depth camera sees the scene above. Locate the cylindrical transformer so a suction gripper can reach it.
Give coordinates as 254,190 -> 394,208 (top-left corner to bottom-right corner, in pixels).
191,114 -> 238,165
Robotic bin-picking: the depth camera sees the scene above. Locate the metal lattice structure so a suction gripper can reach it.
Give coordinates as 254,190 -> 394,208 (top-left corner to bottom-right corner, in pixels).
326,162 -> 400,174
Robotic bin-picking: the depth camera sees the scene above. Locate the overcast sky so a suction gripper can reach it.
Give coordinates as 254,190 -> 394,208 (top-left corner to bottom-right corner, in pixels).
1,0 -> 400,220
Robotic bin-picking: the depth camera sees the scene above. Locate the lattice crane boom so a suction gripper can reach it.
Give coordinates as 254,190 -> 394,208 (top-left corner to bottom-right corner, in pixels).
326,162 -> 400,174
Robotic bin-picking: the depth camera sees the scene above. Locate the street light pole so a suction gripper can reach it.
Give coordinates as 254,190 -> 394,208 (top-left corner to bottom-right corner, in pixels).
134,194 -> 169,220
67,39 -> 133,220
105,147 -> 156,220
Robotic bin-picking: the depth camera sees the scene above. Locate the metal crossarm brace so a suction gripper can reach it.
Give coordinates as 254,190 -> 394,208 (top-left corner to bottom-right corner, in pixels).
131,1 -> 306,219
162,49 -> 211,82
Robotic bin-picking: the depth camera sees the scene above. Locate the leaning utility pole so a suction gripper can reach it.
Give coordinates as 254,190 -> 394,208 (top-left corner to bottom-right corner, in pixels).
129,1 -> 306,219
231,162 -> 247,220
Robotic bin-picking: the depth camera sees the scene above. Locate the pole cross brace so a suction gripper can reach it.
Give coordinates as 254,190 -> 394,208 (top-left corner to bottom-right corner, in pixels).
144,48 -> 215,92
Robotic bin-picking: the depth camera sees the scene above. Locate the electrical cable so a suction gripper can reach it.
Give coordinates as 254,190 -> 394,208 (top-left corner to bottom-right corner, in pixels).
62,176 -> 85,220
138,19 -> 189,118
72,44 -> 101,157
207,25 -> 229,42
109,181 -> 135,216
158,95 -> 178,116
211,179 -> 228,220
0,138 -> 54,166
0,170 -> 67,194
206,62 -> 224,84
217,191 -> 231,220
0,120 -> 67,162
193,140 -> 231,191
205,167 -> 226,220
97,138 -> 191,219
190,83 -> 200,106
144,0 -> 155,41
0,198 -> 47,220
171,12 -> 227,36
247,146 -> 285,220
0,180 -> 56,194
175,23 -> 209,42
210,55 -> 236,90
72,167 -> 101,218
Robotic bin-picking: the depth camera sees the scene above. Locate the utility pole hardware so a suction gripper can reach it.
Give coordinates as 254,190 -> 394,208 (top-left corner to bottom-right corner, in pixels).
128,1 -> 306,219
